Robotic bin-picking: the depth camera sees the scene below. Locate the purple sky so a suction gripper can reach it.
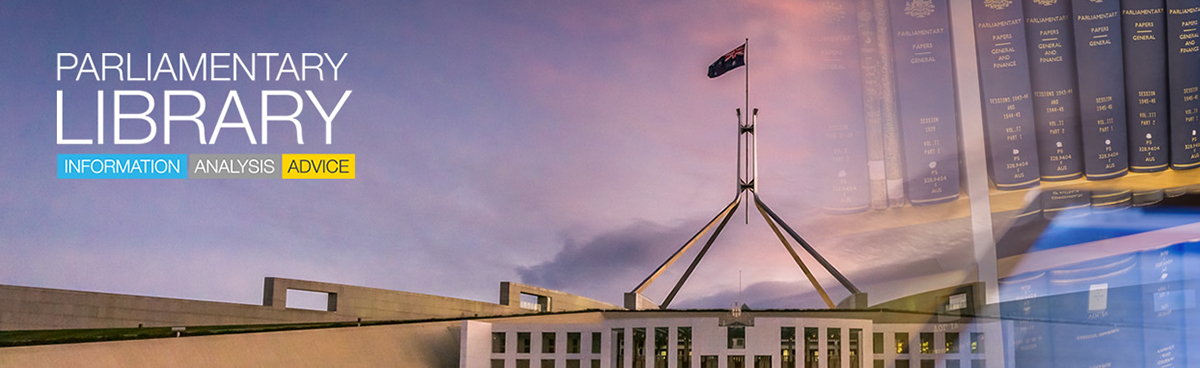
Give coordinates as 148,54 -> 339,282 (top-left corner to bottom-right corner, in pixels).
0,1 -> 979,309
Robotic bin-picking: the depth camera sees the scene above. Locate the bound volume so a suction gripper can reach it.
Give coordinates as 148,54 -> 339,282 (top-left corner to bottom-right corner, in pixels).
816,0 -> 872,214
887,0 -> 961,204
973,0 -> 1041,189
1072,0 -> 1129,179
1167,0 -> 1200,169
1023,0 -> 1084,181
1122,0 -> 1170,172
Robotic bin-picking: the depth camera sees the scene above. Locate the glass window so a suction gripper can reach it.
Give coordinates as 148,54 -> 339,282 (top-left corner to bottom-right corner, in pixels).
519,332 -> 532,354
970,333 -> 983,354
729,355 -> 745,368
895,360 -> 910,368
729,326 -> 746,349
971,359 -> 985,368
946,360 -> 960,368
543,332 -> 557,354
517,360 -> 531,368
849,329 -> 861,368
591,360 -> 601,368
873,360 -> 884,368
828,328 -> 841,368
567,360 -> 581,368
612,329 -> 624,368
754,355 -> 771,368
945,332 -> 959,354
493,332 -> 507,354
805,327 -> 819,368
654,327 -> 668,368
593,332 -> 602,354
633,328 -> 646,368
701,356 -> 718,368
568,332 -> 581,354
542,359 -> 555,368
921,360 -> 934,368
895,332 -> 909,354
873,333 -> 883,355
920,333 -> 933,354
781,327 -> 797,368
492,359 -> 505,368
678,327 -> 692,368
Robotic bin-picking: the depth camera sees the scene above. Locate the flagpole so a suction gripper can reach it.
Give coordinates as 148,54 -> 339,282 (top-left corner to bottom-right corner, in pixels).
744,38 -> 750,223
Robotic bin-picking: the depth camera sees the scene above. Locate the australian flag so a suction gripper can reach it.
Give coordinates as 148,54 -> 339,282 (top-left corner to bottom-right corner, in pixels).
707,43 -> 746,78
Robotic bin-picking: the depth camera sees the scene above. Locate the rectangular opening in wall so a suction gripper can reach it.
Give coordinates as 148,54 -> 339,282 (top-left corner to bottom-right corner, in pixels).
519,332 -> 532,354
493,332 -> 507,354
519,292 -> 550,312
285,289 -> 333,311
568,332 -> 581,354
612,328 -> 625,368
849,329 -> 861,368
654,327 -> 668,368
828,328 -> 841,368
593,332 -> 602,354
805,327 -> 818,368
945,332 -> 959,354
677,327 -> 692,368
728,326 -> 746,349
633,327 -> 646,368
543,332 -> 557,354
873,333 -> 883,355
970,333 -> 983,354
754,355 -> 771,368
895,332 -> 909,354
781,327 -> 796,368
920,332 -> 933,354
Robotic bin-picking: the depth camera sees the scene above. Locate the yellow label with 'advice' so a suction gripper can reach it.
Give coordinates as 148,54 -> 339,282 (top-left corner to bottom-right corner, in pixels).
281,154 -> 355,179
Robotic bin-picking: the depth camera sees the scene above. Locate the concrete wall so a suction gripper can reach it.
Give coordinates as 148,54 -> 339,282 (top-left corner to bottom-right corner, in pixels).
459,320 -> 492,368
0,321 -> 462,368
0,284 -> 347,330
499,282 -> 620,312
263,278 -> 530,321
0,278 -> 560,331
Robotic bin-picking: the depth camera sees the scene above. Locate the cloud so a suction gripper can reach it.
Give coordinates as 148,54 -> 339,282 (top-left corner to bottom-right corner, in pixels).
517,220 -> 701,304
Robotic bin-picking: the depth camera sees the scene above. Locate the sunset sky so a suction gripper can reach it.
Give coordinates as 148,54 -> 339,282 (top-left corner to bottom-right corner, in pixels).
0,0 -> 981,309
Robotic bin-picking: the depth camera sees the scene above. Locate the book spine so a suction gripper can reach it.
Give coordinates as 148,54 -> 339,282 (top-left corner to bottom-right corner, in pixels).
1048,254 -> 1144,367
818,0 -> 872,214
876,0 -> 908,207
859,0 -> 889,211
1024,0 -> 1085,181
887,0 -> 961,205
1166,0 -> 1200,169
1123,0 -> 1172,172
1072,0 -> 1130,180
973,0 -> 1041,190
1141,243 -> 1187,368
